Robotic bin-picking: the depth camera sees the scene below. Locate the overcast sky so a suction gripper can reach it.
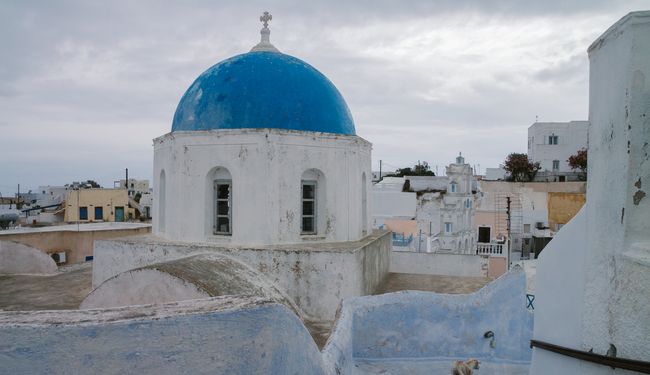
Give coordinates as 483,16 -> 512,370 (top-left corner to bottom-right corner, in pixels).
1,1 -> 649,196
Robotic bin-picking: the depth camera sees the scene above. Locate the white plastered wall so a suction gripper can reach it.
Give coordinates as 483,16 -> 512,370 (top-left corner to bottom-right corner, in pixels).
531,11 -> 650,374
153,128 -> 372,245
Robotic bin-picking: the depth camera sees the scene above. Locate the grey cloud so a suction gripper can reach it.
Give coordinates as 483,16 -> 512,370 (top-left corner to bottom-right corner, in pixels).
1,0 -> 648,194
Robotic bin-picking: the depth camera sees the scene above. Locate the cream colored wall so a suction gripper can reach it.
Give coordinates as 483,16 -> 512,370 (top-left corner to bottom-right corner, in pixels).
64,189 -> 133,222
383,219 -> 418,237
475,211 -> 498,241
0,227 -> 151,264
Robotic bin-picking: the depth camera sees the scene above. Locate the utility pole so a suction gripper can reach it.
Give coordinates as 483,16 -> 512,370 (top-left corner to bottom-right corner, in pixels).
506,196 -> 511,270
379,160 -> 382,182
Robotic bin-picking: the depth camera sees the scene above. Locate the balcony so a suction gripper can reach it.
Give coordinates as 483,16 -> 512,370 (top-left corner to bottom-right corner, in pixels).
476,242 -> 505,256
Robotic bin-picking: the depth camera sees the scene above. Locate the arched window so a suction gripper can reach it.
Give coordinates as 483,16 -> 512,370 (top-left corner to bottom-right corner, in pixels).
301,169 -> 325,235
450,181 -> 457,193
158,170 -> 166,233
206,167 -> 232,235
361,172 -> 367,236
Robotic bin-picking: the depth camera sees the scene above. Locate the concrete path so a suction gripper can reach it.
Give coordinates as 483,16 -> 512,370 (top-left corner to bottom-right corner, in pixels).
0,263 -> 92,311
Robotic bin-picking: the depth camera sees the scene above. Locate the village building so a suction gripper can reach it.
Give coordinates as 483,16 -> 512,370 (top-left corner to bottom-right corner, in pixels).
63,188 -> 135,223
528,120 -> 589,182
372,154 -> 478,254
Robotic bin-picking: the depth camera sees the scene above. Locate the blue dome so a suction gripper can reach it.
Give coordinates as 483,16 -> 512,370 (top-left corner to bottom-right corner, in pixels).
172,51 -> 355,135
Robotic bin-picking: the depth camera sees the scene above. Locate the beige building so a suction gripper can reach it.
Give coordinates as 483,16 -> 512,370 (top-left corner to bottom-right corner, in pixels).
476,181 -> 586,257
0,223 -> 151,264
64,189 -> 135,223
547,192 -> 586,231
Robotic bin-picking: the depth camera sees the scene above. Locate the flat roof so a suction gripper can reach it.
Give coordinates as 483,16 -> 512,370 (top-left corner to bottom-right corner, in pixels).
0,222 -> 151,236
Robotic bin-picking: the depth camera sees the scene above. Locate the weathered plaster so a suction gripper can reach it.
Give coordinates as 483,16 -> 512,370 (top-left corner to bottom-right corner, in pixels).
153,128 -> 371,245
547,192 -> 586,230
0,296 -> 326,375
389,250 -> 488,278
323,267 -> 533,375
92,231 -> 391,321
0,241 -> 57,275
81,253 -> 301,318
531,11 -> 650,374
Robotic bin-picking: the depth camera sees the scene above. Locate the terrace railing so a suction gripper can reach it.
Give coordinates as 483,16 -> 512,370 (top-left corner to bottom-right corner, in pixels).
476,242 -> 504,256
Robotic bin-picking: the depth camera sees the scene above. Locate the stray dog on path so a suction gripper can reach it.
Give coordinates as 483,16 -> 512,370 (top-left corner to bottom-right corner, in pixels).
452,358 -> 480,375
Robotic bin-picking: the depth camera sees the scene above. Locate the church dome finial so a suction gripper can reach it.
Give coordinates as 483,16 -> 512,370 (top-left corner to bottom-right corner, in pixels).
251,11 -> 279,52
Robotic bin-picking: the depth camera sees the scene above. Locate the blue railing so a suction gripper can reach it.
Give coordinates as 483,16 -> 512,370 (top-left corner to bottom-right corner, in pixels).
392,233 -> 413,247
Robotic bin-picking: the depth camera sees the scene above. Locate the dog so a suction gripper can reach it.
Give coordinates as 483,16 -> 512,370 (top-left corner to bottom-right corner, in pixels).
451,358 -> 480,375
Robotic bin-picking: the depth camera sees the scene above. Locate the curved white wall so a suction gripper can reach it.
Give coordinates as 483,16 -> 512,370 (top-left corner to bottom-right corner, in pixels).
153,129 -> 372,245
531,11 -> 650,374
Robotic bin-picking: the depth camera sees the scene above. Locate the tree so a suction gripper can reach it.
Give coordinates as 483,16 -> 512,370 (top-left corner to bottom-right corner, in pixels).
385,161 -> 435,177
567,148 -> 587,173
503,153 -> 540,182
66,180 -> 101,189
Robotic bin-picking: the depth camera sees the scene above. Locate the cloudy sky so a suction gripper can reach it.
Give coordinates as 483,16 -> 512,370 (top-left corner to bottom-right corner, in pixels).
1,0 -> 648,195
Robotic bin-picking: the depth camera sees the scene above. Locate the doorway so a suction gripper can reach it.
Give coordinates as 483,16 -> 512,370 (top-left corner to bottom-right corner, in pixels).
478,226 -> 491,243
115,207 -> 125,222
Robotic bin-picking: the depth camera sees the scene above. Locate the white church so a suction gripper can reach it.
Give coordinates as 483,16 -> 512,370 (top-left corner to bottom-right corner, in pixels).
83,13 -> 391,324
154,12 -> 371,245
2,10 -> 649,375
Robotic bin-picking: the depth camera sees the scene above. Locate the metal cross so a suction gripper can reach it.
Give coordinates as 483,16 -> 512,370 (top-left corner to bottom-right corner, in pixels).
260,11 -> 272,28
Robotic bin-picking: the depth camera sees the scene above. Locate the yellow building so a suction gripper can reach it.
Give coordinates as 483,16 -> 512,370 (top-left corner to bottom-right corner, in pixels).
547,192 -> 586,231
64,189 -> 135,222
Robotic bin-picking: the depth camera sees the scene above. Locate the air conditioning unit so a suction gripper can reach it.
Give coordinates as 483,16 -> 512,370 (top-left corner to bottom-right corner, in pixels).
535,222 -> 546,230
50,251 -> 67,264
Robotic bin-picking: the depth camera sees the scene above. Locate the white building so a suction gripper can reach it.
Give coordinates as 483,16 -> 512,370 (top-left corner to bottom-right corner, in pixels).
118,179 -> 150,198
88,14 -> 389,324
530,11 -> 650,374
436,154 -> 476,254
371,178 -> 416,229
484,166 -> 507,181
393,154 -> 477,254
527,120 -> 588,181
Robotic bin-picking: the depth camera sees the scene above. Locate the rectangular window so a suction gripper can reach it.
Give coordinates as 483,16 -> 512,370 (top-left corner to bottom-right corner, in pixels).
79,207 -> 88,220
214,181 -> 232,235
552,160 -> 560,170
301,181 -> 316,234
450,183 -> 457,193
524,224 -> 531,233
444,222 -> 453,234
94,207 -> 103,220
548,135 -> 559,145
